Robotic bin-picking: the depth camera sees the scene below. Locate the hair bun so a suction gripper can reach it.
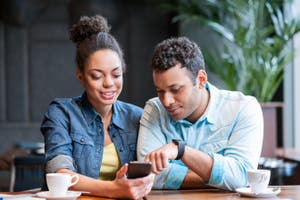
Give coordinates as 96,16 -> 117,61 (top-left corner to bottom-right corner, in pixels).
69,15 -> 111,44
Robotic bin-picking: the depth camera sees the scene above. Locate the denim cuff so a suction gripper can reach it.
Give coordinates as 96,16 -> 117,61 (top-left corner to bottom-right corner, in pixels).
46,155 -> 76,173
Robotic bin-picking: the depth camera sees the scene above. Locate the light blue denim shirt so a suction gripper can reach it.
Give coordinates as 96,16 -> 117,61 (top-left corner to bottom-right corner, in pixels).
41,92 -> 142,179
137,83 -> 263,191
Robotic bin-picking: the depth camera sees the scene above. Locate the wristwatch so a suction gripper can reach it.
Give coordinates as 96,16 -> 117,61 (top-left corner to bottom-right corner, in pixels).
172,139 -> 186,160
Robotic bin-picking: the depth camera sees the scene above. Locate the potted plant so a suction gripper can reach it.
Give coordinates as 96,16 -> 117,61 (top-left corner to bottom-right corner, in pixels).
162,0 -> 300,101
161,0 -> 300,156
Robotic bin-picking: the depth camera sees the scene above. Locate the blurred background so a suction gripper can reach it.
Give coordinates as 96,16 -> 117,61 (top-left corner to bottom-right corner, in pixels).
0,0 -> 299,191
0,0 -> 175,152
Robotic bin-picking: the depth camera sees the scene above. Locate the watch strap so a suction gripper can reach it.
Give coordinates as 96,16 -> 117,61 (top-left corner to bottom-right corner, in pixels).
172,139 -> 186,160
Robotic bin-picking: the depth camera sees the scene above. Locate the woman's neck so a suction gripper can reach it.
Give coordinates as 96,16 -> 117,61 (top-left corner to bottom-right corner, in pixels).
96,105 -> 113,120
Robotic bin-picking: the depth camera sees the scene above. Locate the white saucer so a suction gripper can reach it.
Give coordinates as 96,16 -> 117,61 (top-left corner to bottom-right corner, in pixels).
36,191 -> 81,200
236,187 -> 281,198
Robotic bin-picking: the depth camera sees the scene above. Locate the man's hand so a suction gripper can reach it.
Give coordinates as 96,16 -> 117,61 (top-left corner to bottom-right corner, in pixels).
144,142 -> 178,174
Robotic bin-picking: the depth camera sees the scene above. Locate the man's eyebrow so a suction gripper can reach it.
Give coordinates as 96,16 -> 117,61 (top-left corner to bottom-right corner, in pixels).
155,84 -> 180,90
167,84 -> 180,88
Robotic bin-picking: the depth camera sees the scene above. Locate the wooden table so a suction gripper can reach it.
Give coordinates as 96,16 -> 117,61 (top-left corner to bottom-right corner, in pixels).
2,186 -> 299,200
75,185 -> 300,200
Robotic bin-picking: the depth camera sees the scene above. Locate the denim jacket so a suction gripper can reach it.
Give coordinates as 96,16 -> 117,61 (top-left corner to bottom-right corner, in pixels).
41,92 -> 142,179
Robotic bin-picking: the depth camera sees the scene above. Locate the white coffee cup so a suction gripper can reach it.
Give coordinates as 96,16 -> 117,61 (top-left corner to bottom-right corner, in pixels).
46,173 -> 79,197
247,169 -> 270,194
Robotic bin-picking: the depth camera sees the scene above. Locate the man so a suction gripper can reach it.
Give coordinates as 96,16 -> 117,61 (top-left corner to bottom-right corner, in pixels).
137,37 -> 263,191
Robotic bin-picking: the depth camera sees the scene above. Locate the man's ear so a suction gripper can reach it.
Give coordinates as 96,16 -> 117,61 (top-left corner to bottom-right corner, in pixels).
197,69 -> 207,88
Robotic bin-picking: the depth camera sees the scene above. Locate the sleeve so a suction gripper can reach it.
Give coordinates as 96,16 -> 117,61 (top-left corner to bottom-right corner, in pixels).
40,101 -> 76,173
137,100 -> 188,189
208,98 -> 264,190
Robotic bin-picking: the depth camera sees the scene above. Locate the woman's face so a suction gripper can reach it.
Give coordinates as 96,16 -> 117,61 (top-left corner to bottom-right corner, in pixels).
77,49 -> 123,109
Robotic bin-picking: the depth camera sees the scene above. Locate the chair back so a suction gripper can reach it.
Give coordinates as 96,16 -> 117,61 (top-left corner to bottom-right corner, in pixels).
10,155 -> 46,192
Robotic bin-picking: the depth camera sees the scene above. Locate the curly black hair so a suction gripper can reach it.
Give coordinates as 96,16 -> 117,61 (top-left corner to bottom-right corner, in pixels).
69,15 -> 125,71
151,37 -> 205,81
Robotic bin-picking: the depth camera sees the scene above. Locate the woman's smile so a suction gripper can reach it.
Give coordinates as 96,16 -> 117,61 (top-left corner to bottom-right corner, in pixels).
100,91 -> 116,100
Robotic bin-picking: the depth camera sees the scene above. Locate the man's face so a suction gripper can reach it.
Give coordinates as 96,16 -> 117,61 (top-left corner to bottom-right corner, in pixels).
153,64 -> 208,122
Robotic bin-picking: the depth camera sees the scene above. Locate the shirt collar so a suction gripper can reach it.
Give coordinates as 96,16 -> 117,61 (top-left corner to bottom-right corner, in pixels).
80,92 -> 125,130
111,101 -> 126,130
80,92 -> 99,124
203,82 -> 219,125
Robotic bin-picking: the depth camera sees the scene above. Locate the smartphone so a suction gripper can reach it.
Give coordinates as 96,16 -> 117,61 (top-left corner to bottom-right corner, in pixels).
127,161 -> 152,179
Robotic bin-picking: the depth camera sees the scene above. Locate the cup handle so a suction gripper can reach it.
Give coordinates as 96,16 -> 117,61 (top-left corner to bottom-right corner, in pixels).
69,174 -> 79,187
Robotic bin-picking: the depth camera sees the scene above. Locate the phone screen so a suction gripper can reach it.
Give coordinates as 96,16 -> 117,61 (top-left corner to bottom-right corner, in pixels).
127,161 -> 152,179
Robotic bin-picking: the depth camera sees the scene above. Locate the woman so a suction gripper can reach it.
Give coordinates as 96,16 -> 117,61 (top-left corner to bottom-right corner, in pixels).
41,15 -> 154,199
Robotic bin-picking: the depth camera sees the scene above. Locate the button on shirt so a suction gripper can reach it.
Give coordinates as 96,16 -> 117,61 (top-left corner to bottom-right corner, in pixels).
137,83 -> 263,191
41,92 -> 142,179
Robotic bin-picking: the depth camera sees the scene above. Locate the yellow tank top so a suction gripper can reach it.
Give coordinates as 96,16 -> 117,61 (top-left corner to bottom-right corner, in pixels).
99,143 -> 121,181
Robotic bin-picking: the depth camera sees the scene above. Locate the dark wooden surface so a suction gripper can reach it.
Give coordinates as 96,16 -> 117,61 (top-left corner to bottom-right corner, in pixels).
1,185 -> 300,200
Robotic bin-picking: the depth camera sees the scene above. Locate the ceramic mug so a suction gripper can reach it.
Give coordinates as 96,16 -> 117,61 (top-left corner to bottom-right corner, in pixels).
247,169 -> 270,194
46,173 -> 79,197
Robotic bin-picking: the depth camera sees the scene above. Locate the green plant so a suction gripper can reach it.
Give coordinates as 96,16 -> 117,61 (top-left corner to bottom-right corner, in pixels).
162,0 -> 300,102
